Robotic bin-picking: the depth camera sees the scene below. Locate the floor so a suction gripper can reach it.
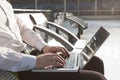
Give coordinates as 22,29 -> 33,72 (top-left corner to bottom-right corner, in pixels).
63,19 -> 120,80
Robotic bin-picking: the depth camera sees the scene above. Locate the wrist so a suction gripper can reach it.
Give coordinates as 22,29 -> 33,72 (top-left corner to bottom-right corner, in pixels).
41,45 -> 48,53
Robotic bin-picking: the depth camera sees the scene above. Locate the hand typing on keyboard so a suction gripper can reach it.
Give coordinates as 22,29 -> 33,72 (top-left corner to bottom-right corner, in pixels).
52,52 -> 78,69
57,51 -> 69,59
56,52 -> 77,68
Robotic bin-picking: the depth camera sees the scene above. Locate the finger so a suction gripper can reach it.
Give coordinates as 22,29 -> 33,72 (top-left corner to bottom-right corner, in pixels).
59,48 -> 70,58
44,65 -> 54,69
52,47 -> 70,58
48,46 -> 59,53
51,54 -> 65,65
50,46 -> 70,58
52,60 -> 64,68
57,54 -> 66,64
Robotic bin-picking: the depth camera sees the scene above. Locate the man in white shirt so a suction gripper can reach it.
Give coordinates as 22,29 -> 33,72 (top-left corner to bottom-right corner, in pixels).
0,0 -> 70,72
0,0 -> 107,80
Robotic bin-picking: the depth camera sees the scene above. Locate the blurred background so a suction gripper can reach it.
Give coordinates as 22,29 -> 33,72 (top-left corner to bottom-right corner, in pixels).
9,0 -> 120,17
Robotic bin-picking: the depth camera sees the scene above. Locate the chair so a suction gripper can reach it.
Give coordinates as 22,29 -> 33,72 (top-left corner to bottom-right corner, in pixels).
54,12 -> 88,38
33,26 -> 74,51
29,13 -> 86,51
16,13 -> 86,51
15,13 -> 75,51
29,13 -> 80,45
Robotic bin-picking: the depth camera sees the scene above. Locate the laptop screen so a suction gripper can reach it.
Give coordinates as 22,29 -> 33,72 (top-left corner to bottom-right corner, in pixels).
81,27 -> 110,68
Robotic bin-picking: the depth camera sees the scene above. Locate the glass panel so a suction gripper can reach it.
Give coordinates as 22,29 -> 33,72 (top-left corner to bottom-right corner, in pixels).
9,0 -> 120,16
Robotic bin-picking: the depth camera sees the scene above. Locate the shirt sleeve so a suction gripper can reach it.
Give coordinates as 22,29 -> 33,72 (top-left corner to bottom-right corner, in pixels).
16,16 -> 47,51
0,47 -> 36,72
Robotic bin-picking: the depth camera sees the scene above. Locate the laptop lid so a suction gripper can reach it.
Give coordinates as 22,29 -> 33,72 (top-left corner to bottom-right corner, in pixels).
80,26 -> 110,69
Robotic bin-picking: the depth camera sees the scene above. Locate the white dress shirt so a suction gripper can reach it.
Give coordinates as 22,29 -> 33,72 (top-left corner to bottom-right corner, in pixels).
0,0 -> 46,72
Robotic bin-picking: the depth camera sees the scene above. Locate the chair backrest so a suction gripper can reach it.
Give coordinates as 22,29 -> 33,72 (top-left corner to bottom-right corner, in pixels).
15,13 -> 34,30
16,13 -> 47,38
29,13 -> 47,27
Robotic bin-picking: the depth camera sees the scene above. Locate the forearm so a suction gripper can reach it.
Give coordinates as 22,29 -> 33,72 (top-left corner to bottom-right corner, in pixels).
0,47 -> 36,72
21,29 -> 47,51
16,16 -> 47,51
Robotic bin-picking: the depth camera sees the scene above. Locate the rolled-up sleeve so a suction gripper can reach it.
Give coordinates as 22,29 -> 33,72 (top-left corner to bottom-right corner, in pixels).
16,16 -> 47,51
0,47 -> 36,72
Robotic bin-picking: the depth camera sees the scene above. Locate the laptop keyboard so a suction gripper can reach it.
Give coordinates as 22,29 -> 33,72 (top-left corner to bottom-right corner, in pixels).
64,52 -> 78,68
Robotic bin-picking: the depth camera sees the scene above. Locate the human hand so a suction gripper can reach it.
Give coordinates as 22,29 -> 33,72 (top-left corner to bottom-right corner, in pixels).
41,46 -> 70,59
35,53 -> 65,69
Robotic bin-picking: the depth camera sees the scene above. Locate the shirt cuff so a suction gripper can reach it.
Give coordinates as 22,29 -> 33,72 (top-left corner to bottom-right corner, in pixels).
19,54 -> 36,71
35,40 -> 47,51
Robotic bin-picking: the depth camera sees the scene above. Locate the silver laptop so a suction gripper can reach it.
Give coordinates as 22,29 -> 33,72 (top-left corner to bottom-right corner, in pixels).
32,27 -> 110,72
